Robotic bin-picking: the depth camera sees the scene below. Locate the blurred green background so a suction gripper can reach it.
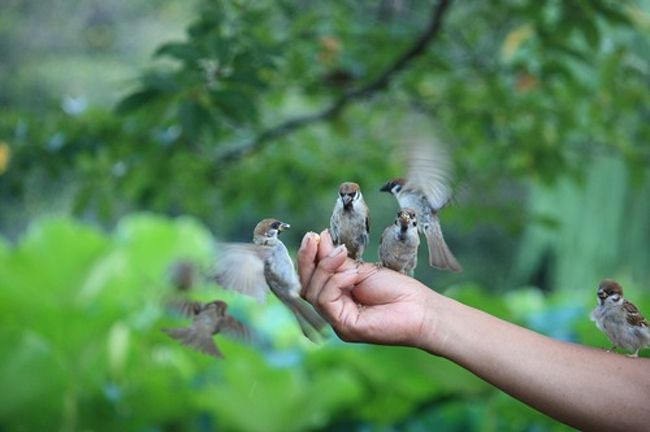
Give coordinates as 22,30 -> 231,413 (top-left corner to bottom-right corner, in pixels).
1,0 -> 650,431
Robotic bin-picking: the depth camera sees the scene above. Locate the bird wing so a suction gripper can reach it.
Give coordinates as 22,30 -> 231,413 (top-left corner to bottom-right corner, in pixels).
162,326 -> 224,358
404,139 -> 453,211
167,299 -> 204,317
221,315 -> 252,342
623,300 -> 650,327
210,243 -> 271,302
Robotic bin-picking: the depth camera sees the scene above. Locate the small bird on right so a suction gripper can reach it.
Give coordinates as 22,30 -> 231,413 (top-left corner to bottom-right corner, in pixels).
590,279 -> 650,358
380,139 -> 462,272
378,208 -> 420,276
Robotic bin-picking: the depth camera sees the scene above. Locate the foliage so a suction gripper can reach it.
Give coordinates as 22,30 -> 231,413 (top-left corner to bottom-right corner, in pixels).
1,0 -> 649,230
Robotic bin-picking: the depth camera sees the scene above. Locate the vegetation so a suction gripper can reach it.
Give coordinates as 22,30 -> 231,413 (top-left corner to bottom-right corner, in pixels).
1,0 -> 649,430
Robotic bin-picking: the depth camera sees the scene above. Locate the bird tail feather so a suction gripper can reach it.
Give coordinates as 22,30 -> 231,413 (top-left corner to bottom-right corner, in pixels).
424,216 -> 462,272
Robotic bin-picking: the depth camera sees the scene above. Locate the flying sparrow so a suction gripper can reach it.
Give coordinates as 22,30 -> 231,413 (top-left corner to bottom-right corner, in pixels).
590,279 -> 650,358
380,139 -> 462,272
210,218 -> 327,342
378,208 -> 420,276
330,182 -> 370,261
162,299 -> 249,359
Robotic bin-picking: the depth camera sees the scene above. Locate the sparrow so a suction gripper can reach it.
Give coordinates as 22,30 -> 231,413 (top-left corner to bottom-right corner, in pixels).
162,299 -> 249,359
330,182 -> 370,261
210,218 -> 327,341
590,279 -> 650,358
380,139 -> 462,272
378,208 -> 420,276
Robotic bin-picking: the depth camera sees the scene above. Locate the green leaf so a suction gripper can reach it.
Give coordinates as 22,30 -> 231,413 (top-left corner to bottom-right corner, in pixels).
154,42 -> 201,63
178,100 -> 214,140
578,19 -> 600,49
211,89 -> 257,123
115,89 -> 162,114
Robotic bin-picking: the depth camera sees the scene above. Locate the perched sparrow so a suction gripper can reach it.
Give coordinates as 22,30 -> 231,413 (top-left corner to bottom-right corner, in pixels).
211,218 -> 326,341
380,140 -> 462,272
330,182 -> 370,261
378,208 -> 420,276
590,279 -> 650,358
162,299 -> 249,359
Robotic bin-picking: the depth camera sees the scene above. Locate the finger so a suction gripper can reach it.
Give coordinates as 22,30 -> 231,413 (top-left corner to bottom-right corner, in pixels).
297,232 -> 320,291
302,244 -> 348,305
313,267 -> 361,325
316,229 -> 336,261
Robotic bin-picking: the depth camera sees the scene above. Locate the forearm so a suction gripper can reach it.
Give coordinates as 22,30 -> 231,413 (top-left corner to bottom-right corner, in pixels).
423,294 -> 650,431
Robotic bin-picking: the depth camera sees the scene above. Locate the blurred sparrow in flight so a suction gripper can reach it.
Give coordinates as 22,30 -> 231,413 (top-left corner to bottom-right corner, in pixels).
590,279 -> 650,358
330,182 -> 370,261
380,139 -> 462,272
378,208 -> 420,276
211,218 -> 326,341
162,299 -> 249,359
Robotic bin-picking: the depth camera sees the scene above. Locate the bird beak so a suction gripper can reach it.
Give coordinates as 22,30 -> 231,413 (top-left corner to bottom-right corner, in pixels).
597,290 -> 607,300
341,195 -> 352,206
399,213 -> 410,228
379,182 -> 392,192
279,222 -> 290,231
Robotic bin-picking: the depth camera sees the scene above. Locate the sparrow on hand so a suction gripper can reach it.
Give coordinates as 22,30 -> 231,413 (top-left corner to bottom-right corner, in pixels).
330,182 -> 370,261
210,218 -> 327,342
162,299 -> 249,359
590,279 -> 650,358
378,208 -> 420,276
380,139 -> 462,272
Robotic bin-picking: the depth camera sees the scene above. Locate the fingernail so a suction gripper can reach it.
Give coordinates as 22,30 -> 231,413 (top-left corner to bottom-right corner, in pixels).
327,245 -> 346,258
300,233 -> 312,249
342,267 -> 358,274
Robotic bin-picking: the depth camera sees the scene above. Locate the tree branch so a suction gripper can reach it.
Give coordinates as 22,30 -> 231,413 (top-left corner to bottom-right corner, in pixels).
218,0 -> 453,165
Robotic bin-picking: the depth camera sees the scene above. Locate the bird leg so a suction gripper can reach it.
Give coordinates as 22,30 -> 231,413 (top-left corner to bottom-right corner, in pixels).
626,349 -> 640,358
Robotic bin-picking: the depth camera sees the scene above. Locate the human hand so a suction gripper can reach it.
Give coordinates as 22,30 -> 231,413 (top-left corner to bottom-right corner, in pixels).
298,230 -> 442,350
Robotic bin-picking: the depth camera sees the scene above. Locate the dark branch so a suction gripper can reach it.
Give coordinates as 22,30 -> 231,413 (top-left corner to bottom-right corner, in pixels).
218,0 -> 453,165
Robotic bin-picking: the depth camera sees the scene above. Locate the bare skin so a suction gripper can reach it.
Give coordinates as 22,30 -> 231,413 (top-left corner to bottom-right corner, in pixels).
298,230 -> 650,432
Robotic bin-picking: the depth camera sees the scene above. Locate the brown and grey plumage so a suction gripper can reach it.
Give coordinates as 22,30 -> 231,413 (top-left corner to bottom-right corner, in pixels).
330,182 -> 370,261
210,218 -> 327,342
380,139 -> 462,272
162,299 -> 249,358
590,279 -> 650,358
379,208 -> 420,276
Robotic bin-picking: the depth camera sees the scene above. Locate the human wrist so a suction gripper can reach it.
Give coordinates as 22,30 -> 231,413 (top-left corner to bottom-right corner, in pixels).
414,290 -> 457,357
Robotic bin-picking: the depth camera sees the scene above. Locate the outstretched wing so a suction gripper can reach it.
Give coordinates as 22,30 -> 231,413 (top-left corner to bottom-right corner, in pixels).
162,327 -> 224,358
404,139 -> 454,211
166,299 -> 204,317
221,315 -> 252,342
209,243 -> 271,302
